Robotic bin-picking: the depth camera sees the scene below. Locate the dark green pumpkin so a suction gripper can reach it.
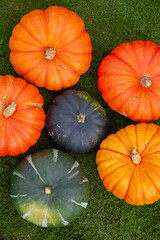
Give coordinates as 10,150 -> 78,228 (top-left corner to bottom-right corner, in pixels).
10,149 -> 90,227
45,90 -> 109,153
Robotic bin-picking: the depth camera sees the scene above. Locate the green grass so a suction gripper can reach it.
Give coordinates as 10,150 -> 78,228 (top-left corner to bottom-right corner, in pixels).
1,0 -> 160,239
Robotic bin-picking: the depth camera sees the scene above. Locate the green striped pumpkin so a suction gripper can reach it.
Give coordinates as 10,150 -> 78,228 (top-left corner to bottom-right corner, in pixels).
10,149 -> 90,227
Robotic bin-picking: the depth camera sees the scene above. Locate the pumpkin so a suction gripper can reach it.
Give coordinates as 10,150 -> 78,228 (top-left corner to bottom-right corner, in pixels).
45,89 -> 109,153
96,123 -> 160,205
0,75 -> 45,156
98,40 -> 160,122
10,149 -> 90,227
9,6 -> 92,91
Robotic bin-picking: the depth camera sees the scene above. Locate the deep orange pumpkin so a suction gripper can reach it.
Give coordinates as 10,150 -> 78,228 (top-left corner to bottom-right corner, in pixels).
0,75 -> 45,156
98,40 -> 160,122
96,123 -> 160,205
9,6 -> 92,91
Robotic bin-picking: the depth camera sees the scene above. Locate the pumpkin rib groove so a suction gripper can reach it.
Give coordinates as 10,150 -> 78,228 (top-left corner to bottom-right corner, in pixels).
141,127 -> 160,156
32,60 -> 49,88
131,41 -> 143,74
11,35 -> 42,49
8,120 -> 30,153
99,72 -> 137,78
3,76 -> 15,106
55,55 -> 79,75
111,51 -> 139,77
141,163 -> 160,195
51,8 -> 72,48
145,46 -> 160,74
9,35 -> 44,52
150,73 -> 160,78
127,166 -> 146,205
115,132 -> 131,153
123,165 -> 137,201
129,86 -> 143,120
147,86 -> 160,103
100,147 -> 130,158
58,50 -> 91,56
22,58 -> 47,79
53,61 -> 65,90
57,29 -> 86,51
103,163 -> 131,188
131,41 -> 147,76
19,22 -> 43,46
12,117 -> 44,131
11,53 -> 46,78
146,89 -> 154,120
103,84 -> 138,104
100,161 -> 131,181
13,82 -> 28,102
123,125 -> 136,149
109,167 -> 133,196
143,152 -> 160,160
10,50 -> 44,53
4,119 -> 8,156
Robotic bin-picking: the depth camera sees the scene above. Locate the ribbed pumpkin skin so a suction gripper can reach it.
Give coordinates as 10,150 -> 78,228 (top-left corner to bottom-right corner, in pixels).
10,149 -> 90,227
0,75 -> 45,156
45,90 -> 109,153
9,6 -> 92,91
98,40 -> 160,122
96,123 -> 160,205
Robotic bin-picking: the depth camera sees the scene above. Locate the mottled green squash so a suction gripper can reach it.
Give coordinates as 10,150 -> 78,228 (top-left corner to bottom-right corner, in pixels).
10,149 -> 90,227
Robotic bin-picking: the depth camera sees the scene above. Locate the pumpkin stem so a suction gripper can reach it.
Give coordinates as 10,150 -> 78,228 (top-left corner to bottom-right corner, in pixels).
45,47 -> 56,60
131,149 -> 141,164
140,76 -> 151,87
3,102 -> 16,118
45,186 -> 52,194
77,113 -> 86,123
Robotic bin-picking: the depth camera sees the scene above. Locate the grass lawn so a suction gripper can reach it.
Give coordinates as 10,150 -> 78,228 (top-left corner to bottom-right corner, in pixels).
1,0 -> 160,239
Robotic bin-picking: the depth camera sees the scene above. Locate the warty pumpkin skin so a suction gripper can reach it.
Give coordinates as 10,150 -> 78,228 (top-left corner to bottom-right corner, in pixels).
98,40 -> 160,122
9,6 -> 92,91
96,123 -> 160,205
0,75 -> 45,156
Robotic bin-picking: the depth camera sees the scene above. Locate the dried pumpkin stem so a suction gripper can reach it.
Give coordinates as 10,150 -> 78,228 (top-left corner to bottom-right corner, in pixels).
45,186 -> 52,194
140,76 -> 151,87
77,113 -> 86,123
131,148 -> 141,164
45,47 -> 56,60
3,102 -> 16,118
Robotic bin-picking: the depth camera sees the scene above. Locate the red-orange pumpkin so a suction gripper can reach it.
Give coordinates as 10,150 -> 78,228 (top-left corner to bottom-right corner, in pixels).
0,75 -> 45,156
98,40 -> 160,122
96,123 -> 160,205
9,6 -> 92,91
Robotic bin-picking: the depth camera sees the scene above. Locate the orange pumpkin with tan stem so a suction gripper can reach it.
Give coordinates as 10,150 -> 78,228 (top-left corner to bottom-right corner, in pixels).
9,6 -> 92,91
98,40 -> 160,122
96,123 -> 160,205
0,75 -> 45,156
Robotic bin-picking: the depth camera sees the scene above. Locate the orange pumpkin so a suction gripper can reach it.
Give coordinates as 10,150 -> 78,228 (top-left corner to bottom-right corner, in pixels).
0,75 -> 45,156
9,6 -> 92,91
96,123 -> 160,205
98,40 -> 160,122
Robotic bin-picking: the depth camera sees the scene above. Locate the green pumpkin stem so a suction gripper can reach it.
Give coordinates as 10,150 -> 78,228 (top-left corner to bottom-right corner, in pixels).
77,113 -> 86,123
3,102 -> 16,118
131,148 -> 141,164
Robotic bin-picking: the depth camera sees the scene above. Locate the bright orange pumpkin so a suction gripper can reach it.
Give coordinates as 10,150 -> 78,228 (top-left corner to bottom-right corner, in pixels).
0,75 -> 45,156
9,6 -> 92,91
96,123 -> 160,205
98,40 -> 160,122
